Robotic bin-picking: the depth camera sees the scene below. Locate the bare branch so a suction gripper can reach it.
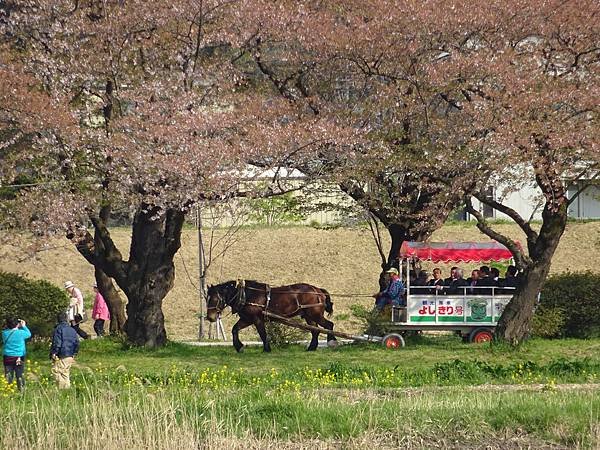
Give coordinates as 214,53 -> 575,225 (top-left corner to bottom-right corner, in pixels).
474,193 -> 539,243
465,198 -> 531,269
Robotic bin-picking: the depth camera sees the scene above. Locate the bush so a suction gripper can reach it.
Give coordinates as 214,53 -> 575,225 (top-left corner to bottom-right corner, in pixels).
349,304 -> 394,336
537,271 -> 600,338
0,272 -> 69,337
531,306 -> 566,338
265,320 -> 305,346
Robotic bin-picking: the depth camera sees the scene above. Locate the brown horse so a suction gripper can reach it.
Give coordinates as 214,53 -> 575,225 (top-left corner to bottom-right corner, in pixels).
206,280 -> 336,352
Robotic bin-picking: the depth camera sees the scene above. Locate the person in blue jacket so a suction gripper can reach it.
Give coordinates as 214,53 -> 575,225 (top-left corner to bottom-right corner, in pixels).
50,312 -> 80,389
374,267 -> 406,310
2,317 -> 32,391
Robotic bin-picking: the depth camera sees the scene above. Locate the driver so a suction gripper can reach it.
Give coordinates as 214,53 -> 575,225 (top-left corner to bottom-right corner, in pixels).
374,267 -> 405,310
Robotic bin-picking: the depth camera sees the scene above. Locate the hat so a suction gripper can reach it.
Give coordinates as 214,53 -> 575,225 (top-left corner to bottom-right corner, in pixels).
64,281 -> 74,289
386,267 -> 399,275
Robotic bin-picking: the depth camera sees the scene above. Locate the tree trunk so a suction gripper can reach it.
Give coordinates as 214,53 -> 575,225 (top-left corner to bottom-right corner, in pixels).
122,207 -> 184,347
494,262 -> 549,344
495,203 -> 567,344
378,224 -> 410,289
94,267 -> 126,334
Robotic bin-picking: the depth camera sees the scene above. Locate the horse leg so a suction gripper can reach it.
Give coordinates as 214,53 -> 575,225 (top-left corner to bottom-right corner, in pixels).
305,319 -> 320,351
316,316 -> 337,343
232,318 -> 251,353
254,318 -> 271,353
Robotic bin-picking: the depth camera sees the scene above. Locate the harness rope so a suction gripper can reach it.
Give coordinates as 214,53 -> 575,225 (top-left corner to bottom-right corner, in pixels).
242,285 -> 373,298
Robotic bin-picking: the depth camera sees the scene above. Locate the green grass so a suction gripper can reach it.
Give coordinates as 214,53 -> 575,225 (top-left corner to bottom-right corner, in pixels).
3,337 -> 599,449
25,334 -> 600,375
2,381 -> 598,448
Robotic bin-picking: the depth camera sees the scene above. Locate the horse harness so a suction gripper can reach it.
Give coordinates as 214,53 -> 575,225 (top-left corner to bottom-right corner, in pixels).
243,283 -> 324,317
209,280 -> 325,317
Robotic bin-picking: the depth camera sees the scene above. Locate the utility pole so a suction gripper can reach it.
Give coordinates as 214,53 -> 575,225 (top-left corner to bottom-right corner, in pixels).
197,205 -> 206,340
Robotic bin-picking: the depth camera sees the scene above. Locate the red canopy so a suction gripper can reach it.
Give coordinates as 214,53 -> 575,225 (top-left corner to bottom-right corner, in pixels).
399,241 -> 517,263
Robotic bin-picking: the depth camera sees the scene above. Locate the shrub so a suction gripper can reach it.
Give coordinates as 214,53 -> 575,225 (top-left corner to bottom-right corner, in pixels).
531,306 -> 566,338
349,304 -> 393,336
0,272 -> 69,337
265,320 -> 306,346
538,271 -> 600,338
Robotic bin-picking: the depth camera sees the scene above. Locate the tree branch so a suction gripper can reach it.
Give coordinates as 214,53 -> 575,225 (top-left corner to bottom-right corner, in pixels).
465,198 -> 531,269
164,208 -> 186,258
566,170 -> 600,206
474,192 -> 539,243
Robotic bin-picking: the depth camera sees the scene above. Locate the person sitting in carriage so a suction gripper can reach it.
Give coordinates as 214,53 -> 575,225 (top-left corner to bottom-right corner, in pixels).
374,267 -> 406,310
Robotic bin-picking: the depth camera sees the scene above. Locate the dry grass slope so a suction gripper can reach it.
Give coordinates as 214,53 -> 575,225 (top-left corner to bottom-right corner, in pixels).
1,222 -> 599,341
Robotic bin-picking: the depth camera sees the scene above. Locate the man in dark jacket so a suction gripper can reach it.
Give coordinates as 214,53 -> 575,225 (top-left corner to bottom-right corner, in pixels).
50,312 -> 80,389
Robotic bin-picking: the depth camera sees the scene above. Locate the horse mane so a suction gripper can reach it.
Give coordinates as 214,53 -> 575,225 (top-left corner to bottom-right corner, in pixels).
242,279 -> 268,291
208,280 -> 268,304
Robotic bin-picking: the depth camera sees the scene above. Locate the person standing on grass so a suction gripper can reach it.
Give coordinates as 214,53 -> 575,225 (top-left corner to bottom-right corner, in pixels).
2,318 -> 31,391
91,282 -> 110,337
50,312 -> 79,389
64,281 -> 90,340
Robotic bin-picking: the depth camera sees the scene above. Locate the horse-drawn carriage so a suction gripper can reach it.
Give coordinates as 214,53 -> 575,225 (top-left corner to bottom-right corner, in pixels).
206,240 -> 517,351
379,241 -> 517,348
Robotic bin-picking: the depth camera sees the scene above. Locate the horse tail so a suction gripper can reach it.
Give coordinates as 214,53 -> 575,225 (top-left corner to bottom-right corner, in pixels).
321,288 -> 333,317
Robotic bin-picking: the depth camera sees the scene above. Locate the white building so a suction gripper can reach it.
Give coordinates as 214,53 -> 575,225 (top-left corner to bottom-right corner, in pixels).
468,182 -> 600,221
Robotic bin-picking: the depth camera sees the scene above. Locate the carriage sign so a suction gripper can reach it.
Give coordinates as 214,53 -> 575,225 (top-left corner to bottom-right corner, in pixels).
407,296 -> 511,324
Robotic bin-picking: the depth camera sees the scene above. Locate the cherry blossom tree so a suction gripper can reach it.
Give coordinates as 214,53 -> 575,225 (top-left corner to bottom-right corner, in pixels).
240,0 -> 598,342
454,1 -> 600,343
234,0 -> 486,286
0,0 -> 269,346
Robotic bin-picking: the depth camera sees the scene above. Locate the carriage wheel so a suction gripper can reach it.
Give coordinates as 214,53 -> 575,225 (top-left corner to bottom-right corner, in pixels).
382,333 -> 405,349
469,328 -> 493,344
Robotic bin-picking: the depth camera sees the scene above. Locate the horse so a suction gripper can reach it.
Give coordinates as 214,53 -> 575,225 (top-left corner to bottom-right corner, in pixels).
206,280 -> 336,352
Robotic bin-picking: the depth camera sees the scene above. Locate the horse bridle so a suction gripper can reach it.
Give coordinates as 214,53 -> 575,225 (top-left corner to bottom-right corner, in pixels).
207,282 -> 243,313
206,291 -> 226,313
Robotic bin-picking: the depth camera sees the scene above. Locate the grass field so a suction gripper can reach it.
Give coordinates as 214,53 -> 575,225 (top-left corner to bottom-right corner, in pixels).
1,221 -> 600,341
2,336 -> 599,449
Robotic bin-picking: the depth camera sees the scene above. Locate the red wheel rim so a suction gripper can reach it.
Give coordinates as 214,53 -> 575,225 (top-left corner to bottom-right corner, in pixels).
473,331 -> 493,343
385,336 -> 401,348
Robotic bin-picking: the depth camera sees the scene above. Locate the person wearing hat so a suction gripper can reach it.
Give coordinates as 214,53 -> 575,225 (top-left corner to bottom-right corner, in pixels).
91,283 -> 110,337
373,267 -> 405,310
64,281 -> 89,340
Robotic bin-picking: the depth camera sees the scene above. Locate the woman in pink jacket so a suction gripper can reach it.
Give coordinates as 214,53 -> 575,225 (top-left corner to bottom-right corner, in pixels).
92,283 -> 111,337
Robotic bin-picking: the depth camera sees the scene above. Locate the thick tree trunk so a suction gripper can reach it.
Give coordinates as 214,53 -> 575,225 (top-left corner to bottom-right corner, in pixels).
123,275 -> 172,347
378,224 -> 410,290
494,262 -> 550,344
94,267 -> 126,334
70,204 -> 184,348
495,203 -> 567,344
122,207 -> 184,347
92,205 -> 127,334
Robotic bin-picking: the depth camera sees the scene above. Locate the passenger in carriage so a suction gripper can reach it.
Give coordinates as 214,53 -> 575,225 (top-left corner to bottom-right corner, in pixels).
479,265 -> 491,279
443,268 -> 468,295
503,265 -> 520,292
444,267 -> 458,286
466,269 -> 480,294
477,265 -> 499,295
411,270 -> 430,294
490,267 -> 501,284
428,267 -> 445,292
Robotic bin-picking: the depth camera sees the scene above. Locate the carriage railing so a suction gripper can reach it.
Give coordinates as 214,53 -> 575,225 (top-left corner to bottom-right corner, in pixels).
391,286 -> 516,324
406,285 -> 517,296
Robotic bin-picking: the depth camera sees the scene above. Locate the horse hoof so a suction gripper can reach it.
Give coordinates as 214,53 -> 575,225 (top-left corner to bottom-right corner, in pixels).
327,340 -> 339,348
263,348 -> 271,353
235,345 -> 244,353
306,347 -> 317,352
